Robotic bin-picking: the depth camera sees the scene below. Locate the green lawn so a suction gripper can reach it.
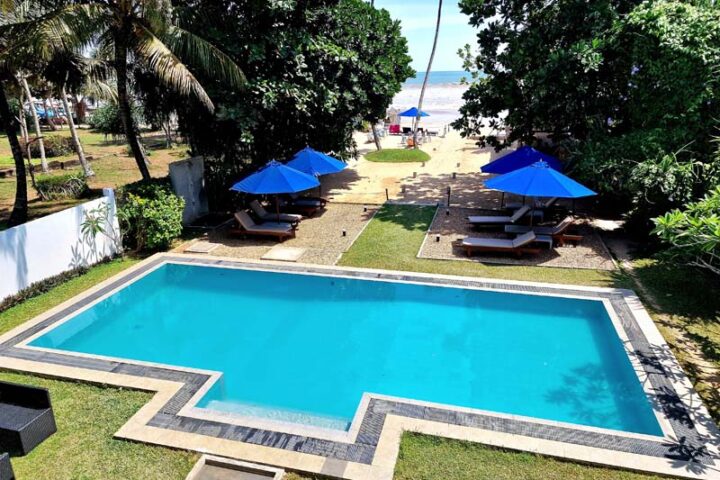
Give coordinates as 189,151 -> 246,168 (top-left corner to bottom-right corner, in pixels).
339,204 -> 623,288
1,205 -> 717,479
0,129 -> 188,229
365,148 -> 431,163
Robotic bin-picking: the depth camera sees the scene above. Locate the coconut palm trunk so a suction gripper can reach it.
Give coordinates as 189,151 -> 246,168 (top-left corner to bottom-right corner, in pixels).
0,80 -> 28,226
413,0 -> 442,150
20,77 -> 48,172
61,86 -> 93,176
42,97 -> 57,130
114,36 -> 151,181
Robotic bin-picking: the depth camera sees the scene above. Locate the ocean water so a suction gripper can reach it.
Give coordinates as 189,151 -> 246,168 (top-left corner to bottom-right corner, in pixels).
30,263 -> 662,435
392,70 -> 469,126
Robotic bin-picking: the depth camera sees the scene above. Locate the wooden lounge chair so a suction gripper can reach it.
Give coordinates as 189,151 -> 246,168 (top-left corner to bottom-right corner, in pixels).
462,231 -> 542,257
249,200 -> 302,226
504,216 -> 583,246
229,211 -> 295,241
468,205 -> 539,227
281,195 -> 326,217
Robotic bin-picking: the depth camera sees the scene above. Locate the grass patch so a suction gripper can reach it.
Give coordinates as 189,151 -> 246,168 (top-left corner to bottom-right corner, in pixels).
391,433 -> 663,480
0,257 -> 198,479
2,371 -> 197,480
631,259 -> 720,421
339,204 -> 622,288
0,128 -> 187,228
365,148 -> 431,163
0,258 -> 139,335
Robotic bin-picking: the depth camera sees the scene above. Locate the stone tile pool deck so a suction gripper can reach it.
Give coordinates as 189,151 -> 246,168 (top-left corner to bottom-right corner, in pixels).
0,254 -> 718,480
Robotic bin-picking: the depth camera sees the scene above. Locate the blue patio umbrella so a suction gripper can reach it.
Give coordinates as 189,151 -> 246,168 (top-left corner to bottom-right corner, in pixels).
485,161 -> 596,220
287,147 -> 346,197
286,147 -> 346,176
398,107 -> 429,117
485,161 -> 595,198
482,146 -> 563,174
230,160 -> 319,222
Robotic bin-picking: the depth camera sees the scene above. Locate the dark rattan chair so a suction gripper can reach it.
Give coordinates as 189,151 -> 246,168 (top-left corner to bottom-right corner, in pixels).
0,382 -> 57,456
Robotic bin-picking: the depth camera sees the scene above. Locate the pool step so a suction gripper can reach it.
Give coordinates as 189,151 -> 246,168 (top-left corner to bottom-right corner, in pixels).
185,455 -> 284,480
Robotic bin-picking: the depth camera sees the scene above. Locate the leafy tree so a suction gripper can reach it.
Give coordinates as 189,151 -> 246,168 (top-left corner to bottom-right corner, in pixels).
455,0 -> 720,236
173,0 -> 412,208
51,0 -> 245,181
0,0 -> 93,226
654,186 -> 720,276
454,0 -> 639,147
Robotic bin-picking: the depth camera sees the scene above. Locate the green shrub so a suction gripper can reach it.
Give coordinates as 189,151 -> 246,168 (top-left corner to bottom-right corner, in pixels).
20,135 -> 75,158
35,172 -> 88,200
653,186 -> 720,276
117,178 -> 184,252
89,103 -> 143,138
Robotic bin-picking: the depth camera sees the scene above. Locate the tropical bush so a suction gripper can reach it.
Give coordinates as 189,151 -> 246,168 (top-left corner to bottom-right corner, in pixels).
35,172 -> 88,200
653,187 -> 720,276
20,134 -> 74,158
116,178 -> 184,252
89,103 -> 143,138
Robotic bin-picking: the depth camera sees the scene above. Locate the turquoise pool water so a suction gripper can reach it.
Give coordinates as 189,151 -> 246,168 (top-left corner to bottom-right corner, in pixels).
30,263 -> 662,435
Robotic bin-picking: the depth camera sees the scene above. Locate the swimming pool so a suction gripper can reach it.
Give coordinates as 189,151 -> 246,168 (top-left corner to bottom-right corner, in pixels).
29,262 -> 662,436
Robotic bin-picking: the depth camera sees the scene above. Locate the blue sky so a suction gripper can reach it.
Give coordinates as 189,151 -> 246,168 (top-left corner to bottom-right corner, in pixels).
374,0 -> 477,72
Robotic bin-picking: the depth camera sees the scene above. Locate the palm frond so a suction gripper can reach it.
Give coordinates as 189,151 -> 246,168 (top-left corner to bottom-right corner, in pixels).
0,3 -> 107,62
133,22 -> 215,111
162,26 -> 245,89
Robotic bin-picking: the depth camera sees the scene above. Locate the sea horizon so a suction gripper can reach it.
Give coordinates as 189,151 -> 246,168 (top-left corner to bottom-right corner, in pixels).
404,70 -> 468,86
392,70 -> 470,126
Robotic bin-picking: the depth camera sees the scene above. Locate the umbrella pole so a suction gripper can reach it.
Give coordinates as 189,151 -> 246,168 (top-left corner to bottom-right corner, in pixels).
501,192 -> 505,208
276,195 -> 281,223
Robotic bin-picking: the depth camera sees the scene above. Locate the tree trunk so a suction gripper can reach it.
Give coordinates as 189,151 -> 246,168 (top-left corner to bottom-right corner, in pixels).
114,37 -> 151,181
413,0 -> 443,150
43,97 -> 57,131
0,81 -> 29,227
73,95 -> 86,124
21,77 -> 48,172
62,86 -> 93,177
17,92 -> 30,159
372,124 -> 382,151
49,97 -> 62,129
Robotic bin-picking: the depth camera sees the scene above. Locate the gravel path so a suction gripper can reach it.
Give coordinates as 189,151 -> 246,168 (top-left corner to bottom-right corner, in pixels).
200,203 -> 378,265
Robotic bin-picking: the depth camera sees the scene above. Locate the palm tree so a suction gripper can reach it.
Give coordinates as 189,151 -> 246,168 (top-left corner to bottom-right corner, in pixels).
20,75 -> 48,171
413,0 -> 442,150
43,51 -> 115,177
0,0 -> 95,226
78,0 -> 245,181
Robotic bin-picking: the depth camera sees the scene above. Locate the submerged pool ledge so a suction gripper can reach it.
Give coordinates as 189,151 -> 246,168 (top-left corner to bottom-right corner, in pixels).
0,253 -> 719,480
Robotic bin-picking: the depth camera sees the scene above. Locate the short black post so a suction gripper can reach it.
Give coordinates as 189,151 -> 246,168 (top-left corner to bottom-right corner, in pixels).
446,186 -> 451,207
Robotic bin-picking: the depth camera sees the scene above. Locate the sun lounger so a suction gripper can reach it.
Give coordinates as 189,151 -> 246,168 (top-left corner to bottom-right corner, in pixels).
229,211 -> 295,241
249,200 -> 302,226
468,205 -> 536,226
461,231 -> 542,257
504,216 -> 583,246
505,197 -> 559,211
281,195 -> 326,217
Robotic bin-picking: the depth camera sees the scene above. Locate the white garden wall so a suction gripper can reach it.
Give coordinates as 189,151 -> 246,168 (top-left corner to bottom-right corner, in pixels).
0,189 -> 121,302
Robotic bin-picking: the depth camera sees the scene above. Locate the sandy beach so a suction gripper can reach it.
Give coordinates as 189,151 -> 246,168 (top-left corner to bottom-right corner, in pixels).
322,130 -> 513,206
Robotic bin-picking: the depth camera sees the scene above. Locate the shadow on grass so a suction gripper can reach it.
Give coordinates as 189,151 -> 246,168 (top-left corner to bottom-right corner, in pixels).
373,204 -> 435,232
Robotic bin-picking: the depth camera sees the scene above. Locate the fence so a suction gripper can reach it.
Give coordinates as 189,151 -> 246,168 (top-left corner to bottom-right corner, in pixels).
0,189 -> 121,302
